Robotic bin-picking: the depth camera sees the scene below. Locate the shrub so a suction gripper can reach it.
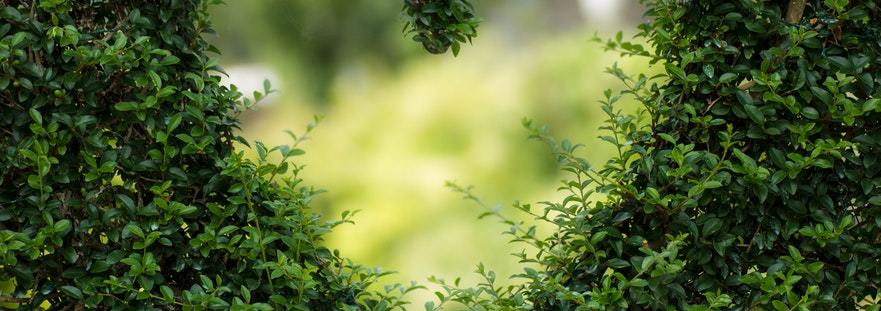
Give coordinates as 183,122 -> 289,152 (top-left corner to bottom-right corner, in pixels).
424,0 -> 881,309
402,0 -> 478,56
0,1 -> 413,309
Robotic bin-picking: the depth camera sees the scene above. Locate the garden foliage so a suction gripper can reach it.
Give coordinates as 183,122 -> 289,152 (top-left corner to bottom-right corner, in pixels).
402,0 -> 478,56
0,1 -> 414,310
2,0 -> 880,310
416,0 -> 881,310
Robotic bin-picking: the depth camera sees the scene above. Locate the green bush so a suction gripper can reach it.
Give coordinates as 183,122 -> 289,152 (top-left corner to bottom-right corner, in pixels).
422,0 -> 881,309
402,0 -> 478,56
4,0 -> 879,309
0,1 -> 414,309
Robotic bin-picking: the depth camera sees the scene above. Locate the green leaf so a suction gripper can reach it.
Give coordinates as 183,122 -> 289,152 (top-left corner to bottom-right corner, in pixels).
704,181 -> 722,189
54,219 -> 72,235
241,285 -> 251,303
810,86 -> 832,105
159,55 -> 180,66
702,64 -> 714,78
788,245 -> 803,262
167,113 -> 183,132
744,104 -> 765,124
702,218 -> 722,236
641,256 -> 655,272
735,90 -> 753,106
607,258 -> 630,268
719,72 -> 738,83
61,246 -> 79,263
10,32 -> 27,47
772,300 -> 787,311
864,98 -> 880,113
29,108 -> 42,125
285,148 -> 306,158
112,31 -> 127,50
658,133 -> 676,144
733,149 -> 756,167
250,304 -> 273,311
114,102 -> 139,111
143,96 -> 158,109
801,107 -> 820,119
148,71 -> 162,89
263,79 -> 272,94
629,278 -> 649,287
61,285 -> 83,300
117,194 -> 136,210
160,285 -> 174,302
178,206 -> 198,215
824,0 -> 849,13
666,63 -> 687,81
591,231 -> 608,244
218,225 -> 238,236
125,223 -> 145,238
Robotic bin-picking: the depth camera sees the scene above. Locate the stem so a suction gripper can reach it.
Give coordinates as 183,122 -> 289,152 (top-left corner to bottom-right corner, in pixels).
238,170 -> 276,299
448,184 -> 543,249
670,136 -> 732,213
786,0 -> 806,23
101,284 -> 188,307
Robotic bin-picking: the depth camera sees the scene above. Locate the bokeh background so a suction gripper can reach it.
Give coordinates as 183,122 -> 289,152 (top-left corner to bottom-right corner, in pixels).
209,0 -> 649,307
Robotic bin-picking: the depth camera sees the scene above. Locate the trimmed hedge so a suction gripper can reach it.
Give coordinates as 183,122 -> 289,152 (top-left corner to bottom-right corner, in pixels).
4,0 -> 879,309
422,0 -> 881,310
0,1 -> 411,310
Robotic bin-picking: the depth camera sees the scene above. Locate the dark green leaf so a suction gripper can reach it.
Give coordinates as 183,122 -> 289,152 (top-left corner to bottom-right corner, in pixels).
702,218 -> 723,236
61,286 -> 83,300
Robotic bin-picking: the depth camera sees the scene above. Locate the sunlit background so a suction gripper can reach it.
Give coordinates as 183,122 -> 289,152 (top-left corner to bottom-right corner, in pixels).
209,0 -> 649,307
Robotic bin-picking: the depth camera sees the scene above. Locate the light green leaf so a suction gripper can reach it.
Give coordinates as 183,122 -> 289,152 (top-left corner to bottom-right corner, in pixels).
114,102 -> 139,111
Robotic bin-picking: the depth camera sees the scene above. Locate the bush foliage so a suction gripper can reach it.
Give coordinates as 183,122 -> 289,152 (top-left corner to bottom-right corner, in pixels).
3,0 -> 880,310
402,0 -> 478,56
0,1 -> 414,310
420,0 -> 881,310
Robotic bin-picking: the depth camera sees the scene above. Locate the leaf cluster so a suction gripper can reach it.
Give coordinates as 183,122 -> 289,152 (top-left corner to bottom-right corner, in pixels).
436,0 -> 881,309
0,1 -> 411,310
401,0 -> 479,56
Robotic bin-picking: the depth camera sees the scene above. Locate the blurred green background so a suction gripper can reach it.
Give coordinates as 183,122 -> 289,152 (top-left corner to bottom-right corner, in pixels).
209,0 -> 648,307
